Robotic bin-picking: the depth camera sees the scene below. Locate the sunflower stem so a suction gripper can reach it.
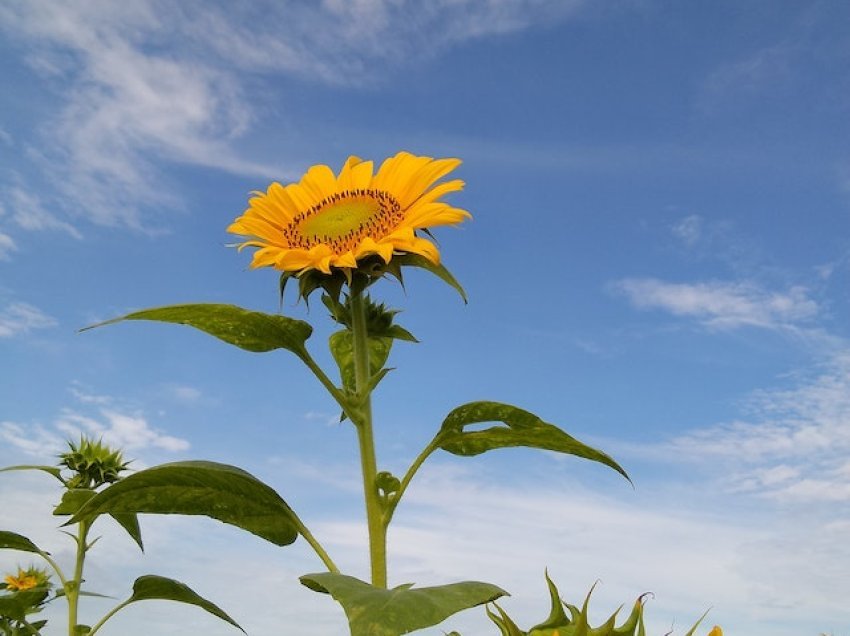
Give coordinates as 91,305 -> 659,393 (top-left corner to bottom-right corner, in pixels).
67,519 -> 90,636
350,290 -> 388,588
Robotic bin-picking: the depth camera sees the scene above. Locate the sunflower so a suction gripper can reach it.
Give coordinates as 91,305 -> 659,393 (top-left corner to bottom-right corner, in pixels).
3,569 -> 39,592
227,152 -> 470,275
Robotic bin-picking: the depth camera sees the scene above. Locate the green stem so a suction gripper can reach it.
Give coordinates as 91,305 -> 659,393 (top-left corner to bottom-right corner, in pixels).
349,291 -> 387,588
86,598 -> 132,636
67,520 -> 90,636
298,349 -> 349,410
290,514 -> 340,574
36,549 -> 68,589
383,438 -> 440,526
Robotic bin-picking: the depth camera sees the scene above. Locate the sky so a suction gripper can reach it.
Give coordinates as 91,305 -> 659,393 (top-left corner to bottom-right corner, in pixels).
0,0 -> 849,634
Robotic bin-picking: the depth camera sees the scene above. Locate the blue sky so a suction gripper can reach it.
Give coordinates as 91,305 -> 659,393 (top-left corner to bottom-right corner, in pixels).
1,1 -> 849,634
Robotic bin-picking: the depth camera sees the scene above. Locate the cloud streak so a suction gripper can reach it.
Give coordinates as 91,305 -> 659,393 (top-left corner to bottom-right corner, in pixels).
0,302 -> 57,337
613,278 -> 818,331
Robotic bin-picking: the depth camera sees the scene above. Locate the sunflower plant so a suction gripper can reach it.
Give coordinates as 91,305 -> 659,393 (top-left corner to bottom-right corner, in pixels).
0,437 -> 243,636
60,152 -> 722,634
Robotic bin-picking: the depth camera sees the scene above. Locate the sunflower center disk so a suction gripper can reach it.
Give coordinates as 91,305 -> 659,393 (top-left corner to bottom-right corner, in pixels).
284,189 -> 404,253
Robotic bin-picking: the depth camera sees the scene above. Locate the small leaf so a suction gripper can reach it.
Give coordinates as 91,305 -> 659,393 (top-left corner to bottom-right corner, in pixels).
486,603 -> 525,636
70,462 -> 300,547
0,465 -> 65,483
436,402 -> 630,482
53,489 -> 144,551
124,575 -> 244,632
329,330 -> 392,393
111,513 -> 143,552
82,304 -> 312,356
395,254 -> 467,302
0,531 -> 43,555
54,489 -> 97,515
300,572 -> 506,636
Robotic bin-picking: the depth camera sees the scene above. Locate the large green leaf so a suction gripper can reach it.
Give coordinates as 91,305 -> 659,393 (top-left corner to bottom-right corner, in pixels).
329,330 -> 392,393
82,304 -> 312,355
436,402 -> 629,482
300,572 -> 506,636
122,575 -> 244,632
69,462 -> 299,546
0,531 -> 42,555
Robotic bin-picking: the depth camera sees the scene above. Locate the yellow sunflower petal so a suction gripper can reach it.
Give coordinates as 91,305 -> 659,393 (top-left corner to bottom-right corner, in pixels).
300,164 -> 339,203
229,152 -> 469,274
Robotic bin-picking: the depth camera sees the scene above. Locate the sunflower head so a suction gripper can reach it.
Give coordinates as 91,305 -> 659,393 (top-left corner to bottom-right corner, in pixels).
58,436 -> 130,489
2,566 -> 50,593
228,152 -> 470,297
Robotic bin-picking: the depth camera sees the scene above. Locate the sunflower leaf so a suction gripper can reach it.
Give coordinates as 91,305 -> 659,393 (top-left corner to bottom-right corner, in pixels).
121,575 -> 244,633
0,464 -> 65,484
0,531 -> 43,555
436,401 -> 630,482
329,330 -> 392,393
300,572 -> 506,636
81,304 -> 312,356
395,254 -> 467,303
68,461 -> 300,547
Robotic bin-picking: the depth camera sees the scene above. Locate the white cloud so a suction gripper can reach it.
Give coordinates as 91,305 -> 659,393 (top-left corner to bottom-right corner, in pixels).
671,214 -> 702,247
0,395 -> 189,458
662,350 -> 850,503
168,384 -> 203,403
5,185 -> 82,238
614,278 -> 818,330
55,408 -> 190,452
0,231 -> 17,260
0,301 -> 57,337
0,0 -> 588,231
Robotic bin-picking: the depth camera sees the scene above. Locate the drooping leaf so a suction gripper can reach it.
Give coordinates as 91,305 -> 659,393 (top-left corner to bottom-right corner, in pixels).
53,489 -> 144,550
69,462 -> 299,547
0,465 -> 65,483
329,330 -> 392,393
122,575 -> 244,632
111,513 -> 143,551
82,304 -> 312,356
0,531 -> 42,555
436,402 -> 630,482
395,254 -> 467,303
300,572 -> 506,636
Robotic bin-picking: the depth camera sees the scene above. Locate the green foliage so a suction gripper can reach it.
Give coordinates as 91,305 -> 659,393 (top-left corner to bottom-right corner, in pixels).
70,461 -> 300,547
83,303 -> 313,356
300,572 -> 506,636
435,401 -> 630,482
121,575 -> 244,633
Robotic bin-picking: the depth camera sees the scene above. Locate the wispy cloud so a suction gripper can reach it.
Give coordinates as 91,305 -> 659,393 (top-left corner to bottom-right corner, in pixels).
613,278 -> 818,331
4,185 -> 82,238
629,350 -> 850,504
0,0 -> 587,232
670,214 -> 703,247
0,386 -> 190,456
0,231 -> 17,260
0,301 -> 57,337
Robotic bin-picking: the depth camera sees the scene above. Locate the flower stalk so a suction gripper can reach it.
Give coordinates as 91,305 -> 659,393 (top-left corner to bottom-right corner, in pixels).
349,290 -> 388,588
